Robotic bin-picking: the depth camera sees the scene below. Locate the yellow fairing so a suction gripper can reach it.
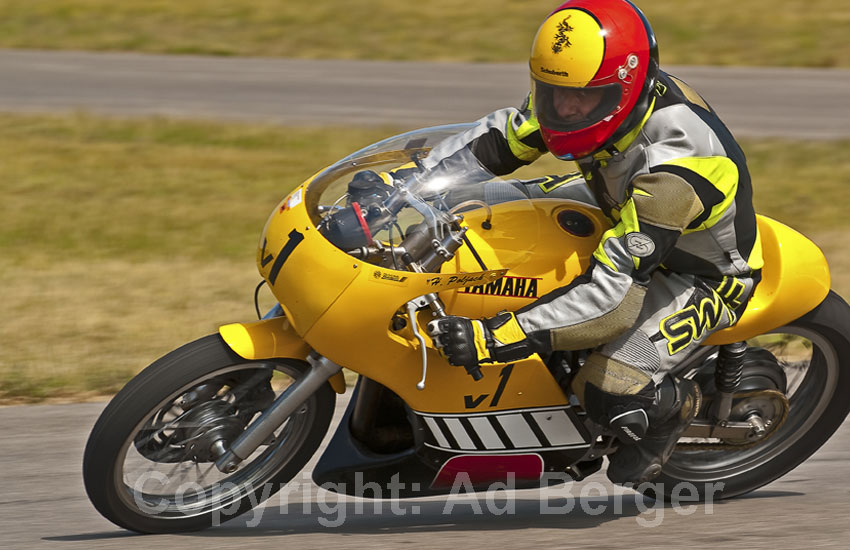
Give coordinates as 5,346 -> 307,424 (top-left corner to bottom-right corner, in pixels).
705,215 -> 830,344
259,188 -> 607,413
255,185 -> 362,336
442,200 -> 607,319
250,173 -> 828,412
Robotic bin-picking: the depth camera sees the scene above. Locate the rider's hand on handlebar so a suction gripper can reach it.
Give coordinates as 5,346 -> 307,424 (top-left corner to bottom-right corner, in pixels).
347,170 -> 392,207
427,312 -> 534,379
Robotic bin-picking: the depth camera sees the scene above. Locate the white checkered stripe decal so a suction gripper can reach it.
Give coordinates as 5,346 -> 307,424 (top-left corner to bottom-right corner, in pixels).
416,406 -> 590,453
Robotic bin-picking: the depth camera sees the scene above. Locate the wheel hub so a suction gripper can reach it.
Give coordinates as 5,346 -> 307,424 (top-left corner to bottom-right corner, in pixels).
678,389 -> 790,450
723,389 -> 789,445
177,400 -> 246,462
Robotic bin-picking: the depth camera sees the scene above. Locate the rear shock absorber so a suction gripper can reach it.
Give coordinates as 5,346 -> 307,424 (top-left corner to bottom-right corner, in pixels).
710,341 -> 747,422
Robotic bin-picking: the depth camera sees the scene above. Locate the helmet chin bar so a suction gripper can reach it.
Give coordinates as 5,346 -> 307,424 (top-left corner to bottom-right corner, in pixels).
539,62 -> 659,161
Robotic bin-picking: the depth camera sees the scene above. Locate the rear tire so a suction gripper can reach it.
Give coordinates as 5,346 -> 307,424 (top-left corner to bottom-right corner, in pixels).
651,291 -> 850,499
83,334 -> 335,533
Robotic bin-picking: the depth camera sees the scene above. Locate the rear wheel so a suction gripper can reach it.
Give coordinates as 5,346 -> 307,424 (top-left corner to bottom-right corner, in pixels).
653,291 -> 850,499
83,334 -> 335,533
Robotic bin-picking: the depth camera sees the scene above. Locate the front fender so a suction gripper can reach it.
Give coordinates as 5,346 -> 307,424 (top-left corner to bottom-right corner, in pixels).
219,317 -> 346,394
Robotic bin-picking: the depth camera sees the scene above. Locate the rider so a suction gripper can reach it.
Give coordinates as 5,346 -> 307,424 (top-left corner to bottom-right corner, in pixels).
426,0 -> 762,484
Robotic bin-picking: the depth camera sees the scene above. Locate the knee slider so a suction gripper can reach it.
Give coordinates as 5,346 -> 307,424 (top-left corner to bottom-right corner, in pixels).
583,382 -> 655,444
609,408 -> 650,444
570,353 -> 655,419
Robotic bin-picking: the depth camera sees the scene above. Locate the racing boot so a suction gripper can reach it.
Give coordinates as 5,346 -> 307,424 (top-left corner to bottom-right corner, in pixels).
606,376 -> 702,485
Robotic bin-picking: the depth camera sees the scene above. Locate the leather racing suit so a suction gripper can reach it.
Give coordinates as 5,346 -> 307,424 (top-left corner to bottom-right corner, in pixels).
423,72 -> 763,468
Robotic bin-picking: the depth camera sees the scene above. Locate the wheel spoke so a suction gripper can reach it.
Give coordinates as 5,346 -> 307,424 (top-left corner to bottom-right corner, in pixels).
107,359 -> 329,523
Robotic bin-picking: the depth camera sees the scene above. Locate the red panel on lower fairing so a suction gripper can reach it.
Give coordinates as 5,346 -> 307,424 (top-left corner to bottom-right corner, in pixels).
431,454 -> 544,489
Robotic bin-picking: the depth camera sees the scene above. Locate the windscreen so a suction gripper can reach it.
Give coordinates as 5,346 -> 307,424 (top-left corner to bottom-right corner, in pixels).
305,124 -> 547,273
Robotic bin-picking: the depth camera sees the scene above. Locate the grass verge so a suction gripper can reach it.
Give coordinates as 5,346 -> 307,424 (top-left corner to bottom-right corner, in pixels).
0,0 -> 848,67
2,112 -> 849,403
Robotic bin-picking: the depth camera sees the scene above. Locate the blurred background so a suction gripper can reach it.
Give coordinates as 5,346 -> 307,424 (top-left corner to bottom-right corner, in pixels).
2,0 -> 849,402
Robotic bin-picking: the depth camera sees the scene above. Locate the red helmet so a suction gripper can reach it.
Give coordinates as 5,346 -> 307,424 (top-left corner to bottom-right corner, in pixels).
529,0 -> 659,160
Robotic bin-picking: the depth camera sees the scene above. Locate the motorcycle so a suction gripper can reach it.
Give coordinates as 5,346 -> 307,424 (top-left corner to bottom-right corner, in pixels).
83,123 -> 850,533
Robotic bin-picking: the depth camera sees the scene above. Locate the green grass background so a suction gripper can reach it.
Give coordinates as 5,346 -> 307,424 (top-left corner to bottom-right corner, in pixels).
2,114 -> 849,402
1,1 -> 849,401
0,0 -> 848,67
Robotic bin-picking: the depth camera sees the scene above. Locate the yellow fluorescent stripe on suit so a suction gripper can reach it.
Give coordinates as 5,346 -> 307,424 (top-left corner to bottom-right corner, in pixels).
662,156 -> 739,231
593,198 -> 641,272
507,112 -> 545,161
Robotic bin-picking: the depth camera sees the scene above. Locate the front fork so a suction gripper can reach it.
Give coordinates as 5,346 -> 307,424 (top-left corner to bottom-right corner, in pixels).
214,352 -> 342,473
214,277 -> 449,473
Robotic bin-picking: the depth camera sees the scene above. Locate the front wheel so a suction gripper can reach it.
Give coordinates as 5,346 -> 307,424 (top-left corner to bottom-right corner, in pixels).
651,291 -> 850,499
83,334 -> 335,533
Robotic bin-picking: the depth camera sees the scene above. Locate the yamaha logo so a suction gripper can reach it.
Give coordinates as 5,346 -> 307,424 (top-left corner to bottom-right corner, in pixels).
460,275 -> 540,299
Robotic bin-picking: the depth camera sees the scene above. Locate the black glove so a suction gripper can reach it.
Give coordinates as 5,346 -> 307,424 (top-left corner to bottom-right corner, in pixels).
427,312 -> 534,379
347,170 -> 391,207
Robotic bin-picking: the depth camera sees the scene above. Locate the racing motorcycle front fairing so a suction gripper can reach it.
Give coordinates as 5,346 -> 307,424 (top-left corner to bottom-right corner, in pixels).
250,125 -> 618,495
233,123 -> 832,407
253,124 -> 608,414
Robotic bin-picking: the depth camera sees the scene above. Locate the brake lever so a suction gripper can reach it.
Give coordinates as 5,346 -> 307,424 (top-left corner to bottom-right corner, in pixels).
406,297 -> 430,390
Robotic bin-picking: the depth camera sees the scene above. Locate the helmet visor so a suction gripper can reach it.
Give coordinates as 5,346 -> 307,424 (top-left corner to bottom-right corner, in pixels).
532,79 -> 623,133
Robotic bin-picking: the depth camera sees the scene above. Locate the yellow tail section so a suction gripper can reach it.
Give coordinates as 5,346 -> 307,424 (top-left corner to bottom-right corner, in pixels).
705,215 -> 830,344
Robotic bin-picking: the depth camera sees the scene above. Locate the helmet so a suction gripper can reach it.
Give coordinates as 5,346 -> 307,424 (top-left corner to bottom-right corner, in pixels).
529,0 -> 659,160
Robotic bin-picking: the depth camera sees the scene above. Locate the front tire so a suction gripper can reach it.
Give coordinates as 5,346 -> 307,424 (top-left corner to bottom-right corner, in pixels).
83,334 -> 335,533
650,291 -> 850,499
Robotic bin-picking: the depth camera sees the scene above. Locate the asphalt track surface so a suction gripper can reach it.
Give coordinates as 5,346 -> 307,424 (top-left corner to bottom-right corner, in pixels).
2,397 -> 850,549
1,49 -> 850,138
2,50 -> 850,548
